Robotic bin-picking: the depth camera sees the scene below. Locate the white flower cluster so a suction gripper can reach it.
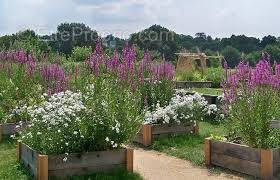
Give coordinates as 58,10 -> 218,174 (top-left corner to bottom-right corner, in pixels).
145,89 -> 219,124
27,90 -> 85,126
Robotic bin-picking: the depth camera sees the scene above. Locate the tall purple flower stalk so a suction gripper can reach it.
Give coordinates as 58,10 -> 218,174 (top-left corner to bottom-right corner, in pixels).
223,57 -> 280,104
41,64 -> 68,95
86,41 -> 175,89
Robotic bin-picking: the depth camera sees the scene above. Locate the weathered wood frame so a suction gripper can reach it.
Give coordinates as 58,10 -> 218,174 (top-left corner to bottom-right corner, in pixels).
17,142 -> 134,180
0,123 -> 19,142
135,123 -> 198,146
177,91 -> 218,105
204,138 -> 280,179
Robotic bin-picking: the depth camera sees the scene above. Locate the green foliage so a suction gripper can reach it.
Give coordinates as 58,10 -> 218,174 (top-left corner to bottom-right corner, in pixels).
246,51 -> 262,66
264,44 -> 280,63
140,80 -> 175,111
175,71 -> 206,81
79,74 -> 144,152
19,74 -> 144,155
228,87 -> 280,149
129,25 -> 179,61
206,67 -> 224,88
0,64 -> 44,124
69,46 -> 92,62
49,22 -> 98,55
221,46 -> 241,68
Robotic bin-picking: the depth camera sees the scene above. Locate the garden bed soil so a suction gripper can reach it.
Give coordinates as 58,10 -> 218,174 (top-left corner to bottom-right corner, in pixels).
17,142 -> 134,180
175,81 -> 213,89
135,123 -> 198,146
204,138 -> 280,179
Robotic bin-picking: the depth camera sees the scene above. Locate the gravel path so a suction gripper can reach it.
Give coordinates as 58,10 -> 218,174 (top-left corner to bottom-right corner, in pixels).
134,148 -> 243,180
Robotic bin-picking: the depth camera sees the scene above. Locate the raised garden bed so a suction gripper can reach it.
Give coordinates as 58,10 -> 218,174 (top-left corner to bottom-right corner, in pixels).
175,81 -> 213,89
204,138 -> 280,179
183,92 -> 218,105
135,123 -> 198,146
17,142 -> 134,180
0,123 -> 23,142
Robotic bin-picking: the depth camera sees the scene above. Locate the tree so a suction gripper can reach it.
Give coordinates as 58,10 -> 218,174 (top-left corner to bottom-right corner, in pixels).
221,46 -> 241,68
264,45 -> 280,63
103,34 -> 125,53
50,23 -> 98,55
129,24 -> 179,61
220,35 -> 260,54
260,35 -> 277,48
246,51 -> 262,66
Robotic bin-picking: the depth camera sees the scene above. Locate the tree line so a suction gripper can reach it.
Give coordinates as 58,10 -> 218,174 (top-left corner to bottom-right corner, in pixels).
1,23 -> 280,68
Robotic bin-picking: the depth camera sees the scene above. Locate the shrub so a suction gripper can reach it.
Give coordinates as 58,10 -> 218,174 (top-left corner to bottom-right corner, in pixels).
175,71 -> 205,81
19,74 -> 144,155
206,67 -> 224,88
0,63 -> 44,124
69,46 -> 92,62
140,80 -> 174,112
145,89 -> 222,125
86,42 -> 175,111
223,58 -> 280,148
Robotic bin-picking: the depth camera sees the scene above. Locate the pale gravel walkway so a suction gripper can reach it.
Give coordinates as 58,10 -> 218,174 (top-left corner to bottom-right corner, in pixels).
134,148 -> 244,180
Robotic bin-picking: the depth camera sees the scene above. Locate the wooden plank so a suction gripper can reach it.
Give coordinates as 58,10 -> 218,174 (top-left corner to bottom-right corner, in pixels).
269,121 -> 280,129
211,152 -> 261,177
20,143 -> 38,177
1,123 -> 18,135
152,124 -> 193,135
48,149 -> 126,170
38,155 -> 48,180
134,133 -> 144,145
272,148 -> 280,163
261,149 -> 273,179
49,164 -> 125,178
126,148 -> 134,172
273,162 -> 280,178
204,138 -> 211,166
273,149 -> 280,178
202,95 -> 217,104
142,125 -> 152,146
211,140 -> 261,163
152,131 -> 193,140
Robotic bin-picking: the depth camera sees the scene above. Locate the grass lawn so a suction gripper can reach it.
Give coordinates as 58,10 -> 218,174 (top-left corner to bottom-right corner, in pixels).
0,138 -> 143,180
151,122 -> 227,166
187,88 -> 223,96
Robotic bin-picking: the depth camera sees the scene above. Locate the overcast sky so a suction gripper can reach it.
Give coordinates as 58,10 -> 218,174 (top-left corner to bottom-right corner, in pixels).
1,0 -> 280,38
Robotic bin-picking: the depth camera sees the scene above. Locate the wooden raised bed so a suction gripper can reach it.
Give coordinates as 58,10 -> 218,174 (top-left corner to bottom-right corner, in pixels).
17,142 -> 134,180
175,81 -> 213,89
204,138 -> 280,179
182,92 -> 218,105
135,123 -> 198,146
0,123 -> 22,142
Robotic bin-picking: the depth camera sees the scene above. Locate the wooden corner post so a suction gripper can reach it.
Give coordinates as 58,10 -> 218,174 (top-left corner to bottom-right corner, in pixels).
142,124 -> 152,146
0,125 -> 3,143
204,138 -> 211,167
261,149 -> 273,180
126,148 -> 134,172
17,141 -> 22,162
193,123 -> 199,134
38,155 -> 48,180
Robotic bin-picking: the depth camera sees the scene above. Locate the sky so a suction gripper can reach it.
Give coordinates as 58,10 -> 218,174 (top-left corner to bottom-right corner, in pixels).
1,0 -> 280,39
